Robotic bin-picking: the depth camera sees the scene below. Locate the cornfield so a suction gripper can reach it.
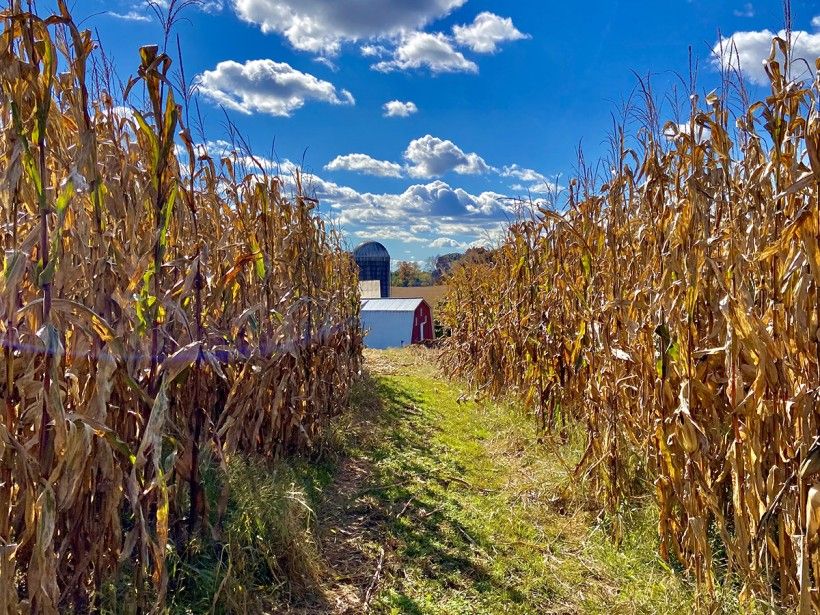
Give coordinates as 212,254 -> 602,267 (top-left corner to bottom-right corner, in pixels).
440,37 -> 820,611
0,2 -> 361,612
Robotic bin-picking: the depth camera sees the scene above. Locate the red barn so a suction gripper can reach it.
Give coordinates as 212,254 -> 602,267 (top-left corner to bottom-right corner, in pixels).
360,298 -> 434,348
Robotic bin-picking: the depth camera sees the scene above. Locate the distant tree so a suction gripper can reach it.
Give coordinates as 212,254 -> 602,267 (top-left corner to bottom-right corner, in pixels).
391,261 -> 433,287
432,247 -> 495,283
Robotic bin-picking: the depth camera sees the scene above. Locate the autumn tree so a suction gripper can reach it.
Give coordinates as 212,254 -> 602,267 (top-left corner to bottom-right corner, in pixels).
391,261 -> 433,287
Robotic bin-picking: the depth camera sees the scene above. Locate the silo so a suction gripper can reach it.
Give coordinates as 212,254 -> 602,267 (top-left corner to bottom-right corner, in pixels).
354,241 -> 390,298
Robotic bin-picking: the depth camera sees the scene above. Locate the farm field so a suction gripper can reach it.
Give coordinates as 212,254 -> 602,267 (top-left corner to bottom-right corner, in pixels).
3,1 -> 820,612
252,347 -> 762,614
389,286 -> 450,313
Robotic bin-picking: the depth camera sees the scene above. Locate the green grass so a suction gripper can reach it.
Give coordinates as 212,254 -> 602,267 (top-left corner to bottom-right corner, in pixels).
348,350 -> 676,613
98,450 -> 336,614
158,347 -> 769,614
166,455 -> 333,614
347,348 -> 767,614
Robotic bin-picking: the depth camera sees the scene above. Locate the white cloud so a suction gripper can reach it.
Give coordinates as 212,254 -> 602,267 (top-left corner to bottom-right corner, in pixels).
233,0 -> 466,55
145,0 -> 224,13
108,10 -> 150,21
452,12 -> 529,53
383,100 -> 418,117
733,3 -> 755,18
108,105 -> 136,121
404,135 -> 491,177
813,16 -> 820,29
465,190 -> 514,215
430,236 -> 468,249
354,228 -> 426,243
322,138 -> 560,194
435,222 -> 476,235
501,164 -> 561,194
174,142 -> 518,246
469,224 -> 506,248
320,135 -> 491,179
501,164 -> 547,183
712,28 -> 820,85
296,173 -> 515,226
325,153 -> 403,177
372,32 -> 477,73
268,163 -> 525,245
204,139 -> 280,171
198,0 -> 225,11
195,59 -> 354,116
361,44 -> 389,57
664,122 -> 712,143
313,56 -> 338,71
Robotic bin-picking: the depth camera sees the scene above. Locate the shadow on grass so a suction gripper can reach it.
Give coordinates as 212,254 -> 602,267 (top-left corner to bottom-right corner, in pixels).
170,363 -> 529,614
342,370 -> 527,610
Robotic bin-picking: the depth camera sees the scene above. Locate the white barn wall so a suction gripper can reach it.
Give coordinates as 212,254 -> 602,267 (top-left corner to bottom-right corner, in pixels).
360,310 -> 415,349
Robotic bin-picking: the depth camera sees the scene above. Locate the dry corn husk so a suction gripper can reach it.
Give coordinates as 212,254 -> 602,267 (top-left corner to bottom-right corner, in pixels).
440,36 -> 820,612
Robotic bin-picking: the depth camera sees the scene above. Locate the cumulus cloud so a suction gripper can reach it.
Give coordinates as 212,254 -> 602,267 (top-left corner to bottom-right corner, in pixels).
372,32 -> 477,73
404,135 -> 491,177
322,138 -> 559,193
383,100 -> 418,117
452,12 -> 529,53
464,190 -> 514,215
322,135 -> 490,179
174,140 -> 521,246
712,27 -> 820,85
325,153 -> 403,177
265,162 -> 527,245
201,0 -> 225,11
295,173 -> 514,227
233,0 -> 466,55
813,16 -> 820,29
195,59 -> 354,116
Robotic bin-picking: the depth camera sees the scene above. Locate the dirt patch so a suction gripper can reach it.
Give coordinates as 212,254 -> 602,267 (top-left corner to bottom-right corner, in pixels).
314,455 -> 388,613
289,365 -> 400,614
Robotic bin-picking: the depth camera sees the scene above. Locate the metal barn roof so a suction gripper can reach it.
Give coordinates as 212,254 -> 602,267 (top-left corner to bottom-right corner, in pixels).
361,297 -> 426,312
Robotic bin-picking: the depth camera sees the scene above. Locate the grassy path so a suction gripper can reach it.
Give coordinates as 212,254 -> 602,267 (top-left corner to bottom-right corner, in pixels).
311,348 -> 710,614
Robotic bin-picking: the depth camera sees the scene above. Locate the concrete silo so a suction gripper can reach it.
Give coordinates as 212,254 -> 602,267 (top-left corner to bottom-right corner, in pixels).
353,241 -> 390,298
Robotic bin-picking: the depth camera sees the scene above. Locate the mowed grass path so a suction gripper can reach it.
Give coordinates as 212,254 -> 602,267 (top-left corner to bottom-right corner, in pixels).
315,348 -> 723,614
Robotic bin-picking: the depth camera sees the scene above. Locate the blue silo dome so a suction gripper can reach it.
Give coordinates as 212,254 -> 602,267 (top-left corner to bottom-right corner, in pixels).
353,241 -> 390,260
354,241 -> 391,297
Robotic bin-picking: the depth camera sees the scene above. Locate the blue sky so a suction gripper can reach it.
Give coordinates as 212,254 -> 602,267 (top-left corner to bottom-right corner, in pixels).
62,0 -> 820,264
